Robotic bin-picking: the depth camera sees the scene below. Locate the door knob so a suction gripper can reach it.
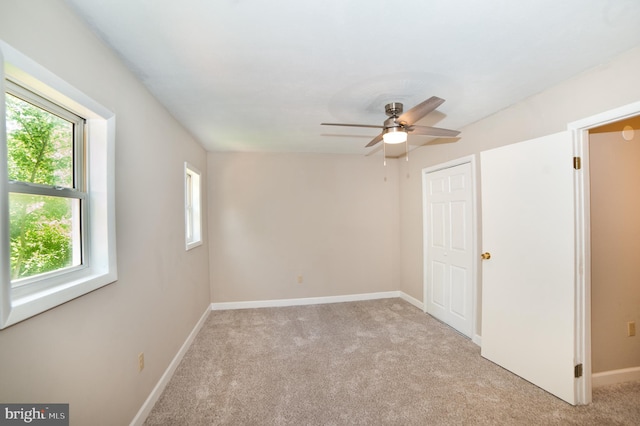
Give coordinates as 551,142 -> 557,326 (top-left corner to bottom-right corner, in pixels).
481,252 -> 491,260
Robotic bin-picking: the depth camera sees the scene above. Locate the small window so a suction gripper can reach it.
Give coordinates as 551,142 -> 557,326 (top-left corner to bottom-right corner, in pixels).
1,40 -> 117,328
184,162 -> 202,250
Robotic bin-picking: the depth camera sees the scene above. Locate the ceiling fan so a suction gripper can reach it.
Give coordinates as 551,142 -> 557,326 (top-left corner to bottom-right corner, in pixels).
321,96 -> 460,152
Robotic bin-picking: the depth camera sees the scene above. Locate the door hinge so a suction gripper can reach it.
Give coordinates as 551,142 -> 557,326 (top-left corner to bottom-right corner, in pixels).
573,157 -> 582,170
574,363 -> 583,378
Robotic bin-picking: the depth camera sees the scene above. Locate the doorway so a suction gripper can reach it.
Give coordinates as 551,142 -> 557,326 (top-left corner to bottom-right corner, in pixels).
569,99 -> 640,404
588,116 -> 640,387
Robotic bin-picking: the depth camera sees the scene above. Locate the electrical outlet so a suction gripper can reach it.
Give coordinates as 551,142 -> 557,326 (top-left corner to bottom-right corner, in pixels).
628,321 -> 636,337
138,352 -> 145,372
297,275 -> 303,284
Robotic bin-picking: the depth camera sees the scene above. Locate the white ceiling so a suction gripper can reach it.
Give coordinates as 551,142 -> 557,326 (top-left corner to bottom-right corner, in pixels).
65,0 -> 640,156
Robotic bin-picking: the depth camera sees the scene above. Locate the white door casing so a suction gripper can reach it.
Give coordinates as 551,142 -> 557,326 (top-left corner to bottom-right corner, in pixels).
423,159 -> 475,338
480,131 -> 577,404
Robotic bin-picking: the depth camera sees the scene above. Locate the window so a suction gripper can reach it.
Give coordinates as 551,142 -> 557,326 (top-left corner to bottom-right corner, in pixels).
6,82 -> 85,283
184,162 -> 202,250
1,40 -> 117,329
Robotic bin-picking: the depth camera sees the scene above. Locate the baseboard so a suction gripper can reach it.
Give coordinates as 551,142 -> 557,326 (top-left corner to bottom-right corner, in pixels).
129,305 -> 211,426
591,366 -> 640,388
210,291 -> 413,310
398,291 -> 424,310
472,335 -> 482,347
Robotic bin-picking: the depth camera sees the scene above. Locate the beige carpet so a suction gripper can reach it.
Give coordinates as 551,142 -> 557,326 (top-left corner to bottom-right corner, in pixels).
144,298 -> 640,425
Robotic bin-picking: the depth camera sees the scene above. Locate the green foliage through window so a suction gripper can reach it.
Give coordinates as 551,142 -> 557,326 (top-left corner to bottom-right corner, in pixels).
6,91 -> 80,280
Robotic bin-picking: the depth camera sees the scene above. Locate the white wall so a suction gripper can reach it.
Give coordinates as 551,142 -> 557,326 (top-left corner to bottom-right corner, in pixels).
208,152 -> 400,302
0,1 -> 210,424
399,45 -> 640,337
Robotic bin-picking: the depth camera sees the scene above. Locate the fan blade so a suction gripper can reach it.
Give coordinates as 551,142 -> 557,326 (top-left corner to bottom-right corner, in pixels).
397,96 -> 445,125
365,133 -> 384,147
407,125 -> 460,138
321,123 -> 384,129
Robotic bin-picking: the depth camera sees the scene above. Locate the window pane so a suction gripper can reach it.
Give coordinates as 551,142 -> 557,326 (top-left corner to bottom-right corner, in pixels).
5,93 -> 74,188
184,163 -> 202,250
186,172 -> 193,240
9,193 -> 81,281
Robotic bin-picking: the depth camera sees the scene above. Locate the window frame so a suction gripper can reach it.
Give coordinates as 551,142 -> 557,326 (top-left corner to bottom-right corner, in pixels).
184,162 -> 202,251
0,40 -> 117,329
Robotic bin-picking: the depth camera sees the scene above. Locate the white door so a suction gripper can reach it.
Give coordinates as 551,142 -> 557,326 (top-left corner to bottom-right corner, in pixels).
480,131 -> 577,404
424,162 -> 474,337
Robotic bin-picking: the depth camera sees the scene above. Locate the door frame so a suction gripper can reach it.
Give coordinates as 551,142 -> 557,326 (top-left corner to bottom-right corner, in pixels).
569,99 -> 640,405
422,155 -> 479,345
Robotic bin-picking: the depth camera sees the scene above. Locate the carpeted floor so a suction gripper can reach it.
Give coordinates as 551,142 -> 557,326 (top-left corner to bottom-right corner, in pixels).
144,298 -> 640,425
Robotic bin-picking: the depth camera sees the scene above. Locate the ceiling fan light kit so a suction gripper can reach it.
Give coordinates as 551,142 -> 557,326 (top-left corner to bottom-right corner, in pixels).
321,96 -> 460,161
382,127 -> 408,144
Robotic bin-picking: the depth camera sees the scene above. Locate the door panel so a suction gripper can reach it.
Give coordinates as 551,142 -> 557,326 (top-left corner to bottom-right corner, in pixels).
432,202 -> 446,248
450,266 -> 466,317
451,201 -> 466,250
424,162 -> 474,337
431,261 -> 446,308
480,131 -> 576,404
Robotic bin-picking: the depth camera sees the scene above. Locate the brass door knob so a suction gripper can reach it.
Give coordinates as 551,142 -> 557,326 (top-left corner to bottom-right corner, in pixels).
481,252 -> 491,260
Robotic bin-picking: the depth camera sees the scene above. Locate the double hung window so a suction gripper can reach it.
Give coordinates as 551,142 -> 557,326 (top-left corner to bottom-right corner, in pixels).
1,40 -> 116,328
6,81 -> 85,284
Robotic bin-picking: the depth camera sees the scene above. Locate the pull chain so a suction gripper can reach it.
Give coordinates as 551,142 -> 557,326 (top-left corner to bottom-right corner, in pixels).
383,141 -> 386,166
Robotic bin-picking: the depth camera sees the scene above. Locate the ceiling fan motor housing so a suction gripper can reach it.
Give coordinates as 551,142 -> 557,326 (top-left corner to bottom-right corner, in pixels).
385,102 -> 403,117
